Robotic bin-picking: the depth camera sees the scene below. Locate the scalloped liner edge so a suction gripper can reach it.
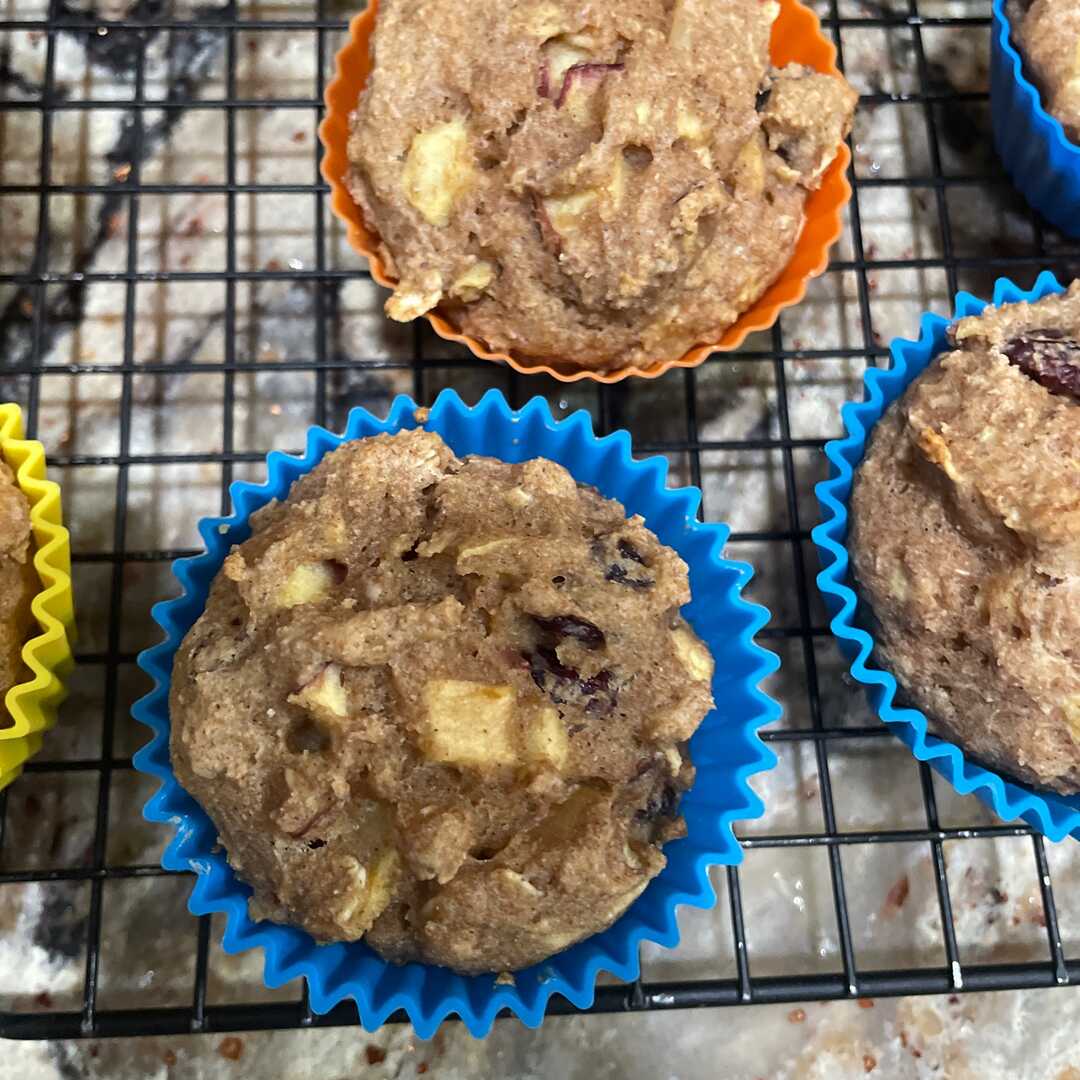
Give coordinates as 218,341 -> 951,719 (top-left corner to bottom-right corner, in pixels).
812,270 -> 1080,842
317,0 -> 852,384
992,0 -> 1080,164
990,0 -> 1080,235
0,404 -> 75,787
133,389 -> 780,1038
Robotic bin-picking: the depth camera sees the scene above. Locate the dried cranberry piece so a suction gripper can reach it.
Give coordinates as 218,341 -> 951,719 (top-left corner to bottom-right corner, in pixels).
532,613 -> 605,650
637,783 -> 681,823
528,646 -> 577,688
580,669 -> 611,696
1002,329 -> 1080,401
581,671 -> 615,715
583,694 -> 613,717
596,535 -> 654,589
617,538 -> 646,565
605,563 -> 655,589
524,649 -> 617,715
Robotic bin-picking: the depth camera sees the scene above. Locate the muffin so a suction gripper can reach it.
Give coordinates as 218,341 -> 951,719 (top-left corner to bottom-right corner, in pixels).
849,285 -> 1080,793
345,0 -> 857,374
170,429 -> 715,973
0,461 -> 36,714
1008,0 -> 1080,141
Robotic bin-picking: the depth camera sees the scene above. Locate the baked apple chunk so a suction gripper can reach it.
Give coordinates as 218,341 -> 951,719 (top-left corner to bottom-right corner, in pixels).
419,679 -> 568,770
402,117 -> 476,228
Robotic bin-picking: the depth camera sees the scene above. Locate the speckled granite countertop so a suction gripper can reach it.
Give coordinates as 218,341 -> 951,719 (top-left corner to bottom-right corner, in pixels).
2,0 -> 1080,1075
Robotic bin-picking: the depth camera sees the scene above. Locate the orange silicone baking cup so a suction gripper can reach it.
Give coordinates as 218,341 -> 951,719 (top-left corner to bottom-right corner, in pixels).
320,0 -> 853,384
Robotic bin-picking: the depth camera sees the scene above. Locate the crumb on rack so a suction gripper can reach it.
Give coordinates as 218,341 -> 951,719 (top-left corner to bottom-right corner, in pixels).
413,406 -> 431,424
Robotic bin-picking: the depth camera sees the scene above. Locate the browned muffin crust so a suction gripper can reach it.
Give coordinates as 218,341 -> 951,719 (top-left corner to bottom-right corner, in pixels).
850,285 -> 1080,792
346,0 -> 856,373
0,461 -> 36,715
171,430 -> 715,973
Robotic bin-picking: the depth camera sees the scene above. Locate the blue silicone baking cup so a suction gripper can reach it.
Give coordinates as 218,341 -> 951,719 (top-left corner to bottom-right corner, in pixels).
813,270 -> 1080,841
991,0 -> 1080,236
132,388 -> 780,1038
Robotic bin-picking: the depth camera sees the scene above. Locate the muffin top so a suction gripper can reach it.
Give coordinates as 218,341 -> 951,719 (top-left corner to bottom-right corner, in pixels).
0,461 -> 35,713
850,285 -> 1080,792
170,429 -> 714,973
346,0 -> 856,373
1009,0 -> 1080,141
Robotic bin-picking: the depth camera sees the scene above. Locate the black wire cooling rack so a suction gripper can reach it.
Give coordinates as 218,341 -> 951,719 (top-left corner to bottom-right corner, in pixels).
2,0 -> 1080,1042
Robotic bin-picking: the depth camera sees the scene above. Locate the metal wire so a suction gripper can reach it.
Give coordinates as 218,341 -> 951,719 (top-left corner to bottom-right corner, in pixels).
1,0 -> 1078,1041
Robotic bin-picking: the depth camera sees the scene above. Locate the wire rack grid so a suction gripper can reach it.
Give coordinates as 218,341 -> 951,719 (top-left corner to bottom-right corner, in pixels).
1,0 -> 1080,1042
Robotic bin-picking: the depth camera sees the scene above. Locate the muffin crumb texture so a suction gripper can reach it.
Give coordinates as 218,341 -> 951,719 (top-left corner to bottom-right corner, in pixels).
170,430 -> 714,973
346,0 -> 856,373
0,461 -> 36,717
850,284 -> 1080,792
1009,0 -> 1080,141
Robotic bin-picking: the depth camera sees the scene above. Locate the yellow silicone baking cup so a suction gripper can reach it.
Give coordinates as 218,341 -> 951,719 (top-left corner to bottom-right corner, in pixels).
0,403 -> 75,790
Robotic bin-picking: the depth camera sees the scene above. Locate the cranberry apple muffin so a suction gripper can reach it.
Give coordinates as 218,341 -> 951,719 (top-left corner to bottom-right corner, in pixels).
850,285 -> 1080,792
1008,0 -> 1080,141
0,461 -> 36,716
170,429 -> 714,973
345,0 -> 857,373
